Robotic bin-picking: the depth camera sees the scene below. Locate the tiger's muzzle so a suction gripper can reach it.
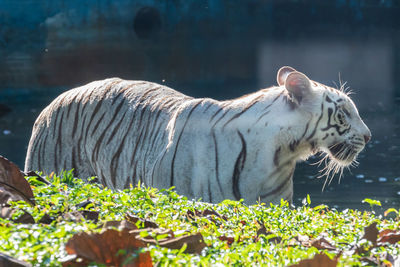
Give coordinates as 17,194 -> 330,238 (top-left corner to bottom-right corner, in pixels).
328,141 -> 360,166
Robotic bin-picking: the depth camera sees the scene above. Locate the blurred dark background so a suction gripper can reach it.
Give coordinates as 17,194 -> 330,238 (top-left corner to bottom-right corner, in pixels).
0,0 -> 399,210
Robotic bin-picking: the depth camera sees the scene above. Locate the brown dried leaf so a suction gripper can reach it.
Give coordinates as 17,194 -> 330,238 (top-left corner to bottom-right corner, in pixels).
288,253 -> 338,267
349,223 -> 381,255
256,224 -> 268,237
379,229 -> 397,238
255,224 -> 282,244
13,211 -> 35,224
378,229 -> 400,245
79,210 -> 99,222
0,189 -> 12,205
136,232 -> 206,254
186,208 -> 227,224
0,156 -> 34,205
64,229 -> 152,267
155,233 -> 206,254
311,237 -> 337,251
0,252 -> 32,267
186,210 -> 196,220
362,222 -> 379,245
201,209 -> 227,220
0,206 -> 34,224
75,200 -> 93,209
126,213 -> 159,228
38,213 -> 54,224
267,235 -> 282,244
129,251 -> 153,267
60,254 -> 90,267
218,236 -> 235,246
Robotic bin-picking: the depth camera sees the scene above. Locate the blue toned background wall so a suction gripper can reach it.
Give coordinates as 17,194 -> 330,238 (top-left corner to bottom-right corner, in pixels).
1,1 -> 399,101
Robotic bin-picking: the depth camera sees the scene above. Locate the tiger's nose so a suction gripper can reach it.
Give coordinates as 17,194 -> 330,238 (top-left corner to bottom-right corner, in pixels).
364,134 -> 371,144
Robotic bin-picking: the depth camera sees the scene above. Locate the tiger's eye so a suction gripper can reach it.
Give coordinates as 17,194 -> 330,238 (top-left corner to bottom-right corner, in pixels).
343,108 -> 351,117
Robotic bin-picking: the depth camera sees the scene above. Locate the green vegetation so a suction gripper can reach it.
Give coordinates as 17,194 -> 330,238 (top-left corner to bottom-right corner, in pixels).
1,170 -> 400,266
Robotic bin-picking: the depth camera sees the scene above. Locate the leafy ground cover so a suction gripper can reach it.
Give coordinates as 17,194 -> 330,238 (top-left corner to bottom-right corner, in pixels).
1,156 -> 400,266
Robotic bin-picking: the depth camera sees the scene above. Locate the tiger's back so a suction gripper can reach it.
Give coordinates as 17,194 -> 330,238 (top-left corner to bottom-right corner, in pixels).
25,78 -> 191,188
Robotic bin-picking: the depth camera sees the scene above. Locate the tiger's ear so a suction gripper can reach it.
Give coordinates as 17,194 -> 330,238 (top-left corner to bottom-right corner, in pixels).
277,66 -> 296,86
284,71 -> 312,104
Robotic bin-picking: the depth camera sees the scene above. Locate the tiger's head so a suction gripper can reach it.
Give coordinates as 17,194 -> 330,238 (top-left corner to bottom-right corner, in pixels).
277,66 -> 371,181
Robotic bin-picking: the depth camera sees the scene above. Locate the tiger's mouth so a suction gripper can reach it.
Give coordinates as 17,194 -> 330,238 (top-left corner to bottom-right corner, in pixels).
328,142 -> 359,165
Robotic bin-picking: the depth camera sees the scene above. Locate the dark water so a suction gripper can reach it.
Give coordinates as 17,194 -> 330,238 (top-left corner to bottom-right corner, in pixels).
0,87 -> 399,212
0,88 -> 64,168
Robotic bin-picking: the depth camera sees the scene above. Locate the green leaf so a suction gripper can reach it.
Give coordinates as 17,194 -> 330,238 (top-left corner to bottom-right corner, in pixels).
362,198 -> 381,207
3,168 -> 400,266
155,233 -> 169,241
139,230 -> 149,238
313,204 -> 328,211
384,208 -> 398,217
178,243 -> 187,254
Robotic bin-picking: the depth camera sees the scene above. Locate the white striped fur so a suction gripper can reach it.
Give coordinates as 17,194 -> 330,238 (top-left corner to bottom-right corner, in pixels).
25,67 -> 370,204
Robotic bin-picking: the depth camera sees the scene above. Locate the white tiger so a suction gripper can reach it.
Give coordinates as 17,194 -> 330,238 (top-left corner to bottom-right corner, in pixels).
25,66 -> 371,204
